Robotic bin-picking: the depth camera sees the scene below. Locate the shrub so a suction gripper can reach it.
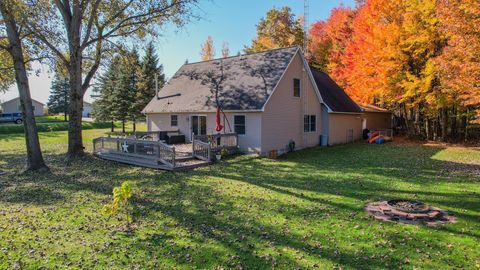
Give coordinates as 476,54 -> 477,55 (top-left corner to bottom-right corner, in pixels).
103,181 -> 133,226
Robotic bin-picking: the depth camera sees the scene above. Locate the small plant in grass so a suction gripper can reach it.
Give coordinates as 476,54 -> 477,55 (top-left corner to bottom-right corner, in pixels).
104,181 -> 133,228
220,147 -> 229,158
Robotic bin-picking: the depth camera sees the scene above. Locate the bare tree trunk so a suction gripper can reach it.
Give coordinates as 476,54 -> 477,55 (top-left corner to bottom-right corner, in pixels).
441,108 -> 448,142
122,119 -> 126,133
67,57 -> 85,158
111,121 -> 115,132
451,106 -> 457,140
0,2 -> 47,171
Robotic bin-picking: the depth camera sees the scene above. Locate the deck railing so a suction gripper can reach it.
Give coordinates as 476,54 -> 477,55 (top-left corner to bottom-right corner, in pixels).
93,137 -> 176,168
193,133 -> 239,152
192,140 -> 211,161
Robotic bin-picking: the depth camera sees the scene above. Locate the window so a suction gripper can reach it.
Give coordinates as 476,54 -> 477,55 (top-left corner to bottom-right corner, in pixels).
234,115 -> 246,135
170,115 -> 178,127
293,78 -> 301,97
304,115 -> 316,132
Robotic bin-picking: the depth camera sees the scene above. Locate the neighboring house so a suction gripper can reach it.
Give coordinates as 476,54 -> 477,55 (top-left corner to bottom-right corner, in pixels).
83,101 -> 92,117
359,104 -> 393,130
143,46 -> 367,155
0,97 -> 44,116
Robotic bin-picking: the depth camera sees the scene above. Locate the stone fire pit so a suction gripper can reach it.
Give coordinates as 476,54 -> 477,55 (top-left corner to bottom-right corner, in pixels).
365,200 -> 456,226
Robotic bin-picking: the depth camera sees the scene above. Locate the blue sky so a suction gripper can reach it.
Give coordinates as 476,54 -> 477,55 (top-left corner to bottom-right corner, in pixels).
0,0 -> 355,104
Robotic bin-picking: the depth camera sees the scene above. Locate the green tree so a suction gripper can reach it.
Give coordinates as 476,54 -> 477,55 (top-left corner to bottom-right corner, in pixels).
26,0 -> 199,158
0,40 -> 15,92
134,42 -> 164,129
93,55 -> 121,131
245,6 -> 304,53
47,74 -> 70,121
0,0 -> 47,171
109,49 -> 140,133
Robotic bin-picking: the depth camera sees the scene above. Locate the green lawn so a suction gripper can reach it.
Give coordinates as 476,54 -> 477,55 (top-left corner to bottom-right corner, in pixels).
0,129 -> 479,269
35,115 -> 68,123
0,120 -> 145,134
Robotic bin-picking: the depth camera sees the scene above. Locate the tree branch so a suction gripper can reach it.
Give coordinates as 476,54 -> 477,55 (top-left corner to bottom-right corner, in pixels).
80,0 -> 101,49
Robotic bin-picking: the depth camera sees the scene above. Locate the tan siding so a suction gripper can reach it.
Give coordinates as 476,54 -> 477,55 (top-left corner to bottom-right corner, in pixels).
0,98 -> 44,116
261,53 -> 322,155
363,112 -> 392,130
328,113 -> 363,145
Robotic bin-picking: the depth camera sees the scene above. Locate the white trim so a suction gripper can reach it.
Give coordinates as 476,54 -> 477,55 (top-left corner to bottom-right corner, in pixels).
145,110 -> 262,114
170,114 -> 178,127
261,48 -> 332,112
190,114 -> 208,136
329,111 -> 364,115
233,114 -> 247,136
261,47 -> 300,111
298,49 -> 332,112
303,114 -> 317,133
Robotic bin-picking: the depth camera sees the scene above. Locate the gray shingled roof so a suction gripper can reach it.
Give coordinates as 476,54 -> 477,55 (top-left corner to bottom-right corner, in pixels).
143,46 -> 299,113
310,68 -> 362,113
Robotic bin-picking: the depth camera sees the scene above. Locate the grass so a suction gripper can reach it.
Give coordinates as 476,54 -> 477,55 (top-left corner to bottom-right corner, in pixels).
35,115 -> 68,123
0,129 -> 479,269
0,120 -> 145,134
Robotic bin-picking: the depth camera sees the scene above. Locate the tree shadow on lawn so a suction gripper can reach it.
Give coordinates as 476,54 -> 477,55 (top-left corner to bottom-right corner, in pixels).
131,176 -> 408,269
212,144 -> 479,232
0,142 -> 478,268
0,153 -> 127,204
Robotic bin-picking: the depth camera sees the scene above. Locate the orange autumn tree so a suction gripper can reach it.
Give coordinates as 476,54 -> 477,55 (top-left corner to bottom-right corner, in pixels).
436,0 -> 480,126
305,0 -> 479,140
308,7 -> 355,88
342,0 -> 404,104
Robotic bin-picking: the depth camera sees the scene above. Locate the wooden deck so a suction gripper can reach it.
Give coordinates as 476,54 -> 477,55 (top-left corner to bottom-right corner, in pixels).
92,133 -> 239,171
92,137 -> 212,171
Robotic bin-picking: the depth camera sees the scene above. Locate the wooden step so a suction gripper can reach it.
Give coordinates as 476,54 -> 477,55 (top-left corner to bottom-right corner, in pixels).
95,152 -> 174,170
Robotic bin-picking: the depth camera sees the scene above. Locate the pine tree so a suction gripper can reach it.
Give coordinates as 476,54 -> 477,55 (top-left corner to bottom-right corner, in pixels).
47,74 -> 70,121
93,55 -> 121,131
110,49 -> 140,133
134,42 -> 164,126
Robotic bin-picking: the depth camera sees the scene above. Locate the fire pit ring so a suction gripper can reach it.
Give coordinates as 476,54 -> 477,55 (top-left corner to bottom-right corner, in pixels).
387,199 -> 430,213
365,200 -> 456,226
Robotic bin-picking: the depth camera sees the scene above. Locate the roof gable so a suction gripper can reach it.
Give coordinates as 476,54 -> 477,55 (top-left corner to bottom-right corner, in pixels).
310,68 -> 361,113
1,97 -> 45,106
143,47 -> 300,113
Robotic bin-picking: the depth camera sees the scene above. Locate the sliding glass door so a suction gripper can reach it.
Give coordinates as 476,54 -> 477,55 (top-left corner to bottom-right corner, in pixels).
191,115 -> 207,136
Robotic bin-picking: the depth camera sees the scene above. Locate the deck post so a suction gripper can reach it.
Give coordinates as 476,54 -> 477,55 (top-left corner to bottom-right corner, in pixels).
207,145 -> 211,161
133,141 -> 137,154
172,147 -> 176,168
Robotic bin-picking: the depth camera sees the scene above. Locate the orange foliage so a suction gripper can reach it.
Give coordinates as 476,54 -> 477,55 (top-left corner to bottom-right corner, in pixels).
436,0 -> 480,118
308,7 -> 355,88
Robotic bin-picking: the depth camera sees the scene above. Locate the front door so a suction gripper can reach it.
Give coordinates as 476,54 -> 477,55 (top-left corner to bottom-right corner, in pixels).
191,115 -> 207,136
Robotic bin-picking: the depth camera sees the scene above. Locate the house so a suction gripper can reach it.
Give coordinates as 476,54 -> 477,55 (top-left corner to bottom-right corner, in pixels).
358,104 -> 393,130
0,97 -> 45,116
143,46 -> 365,155
310,69 -> 363,145
83,101 -> 92,117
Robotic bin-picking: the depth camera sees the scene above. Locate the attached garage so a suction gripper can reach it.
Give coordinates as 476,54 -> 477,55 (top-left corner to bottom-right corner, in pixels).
310,68 -> 363,146
359,104 -> 393,130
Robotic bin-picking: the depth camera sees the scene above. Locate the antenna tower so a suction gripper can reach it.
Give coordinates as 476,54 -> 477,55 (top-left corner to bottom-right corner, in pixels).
303,0 -> 309,56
